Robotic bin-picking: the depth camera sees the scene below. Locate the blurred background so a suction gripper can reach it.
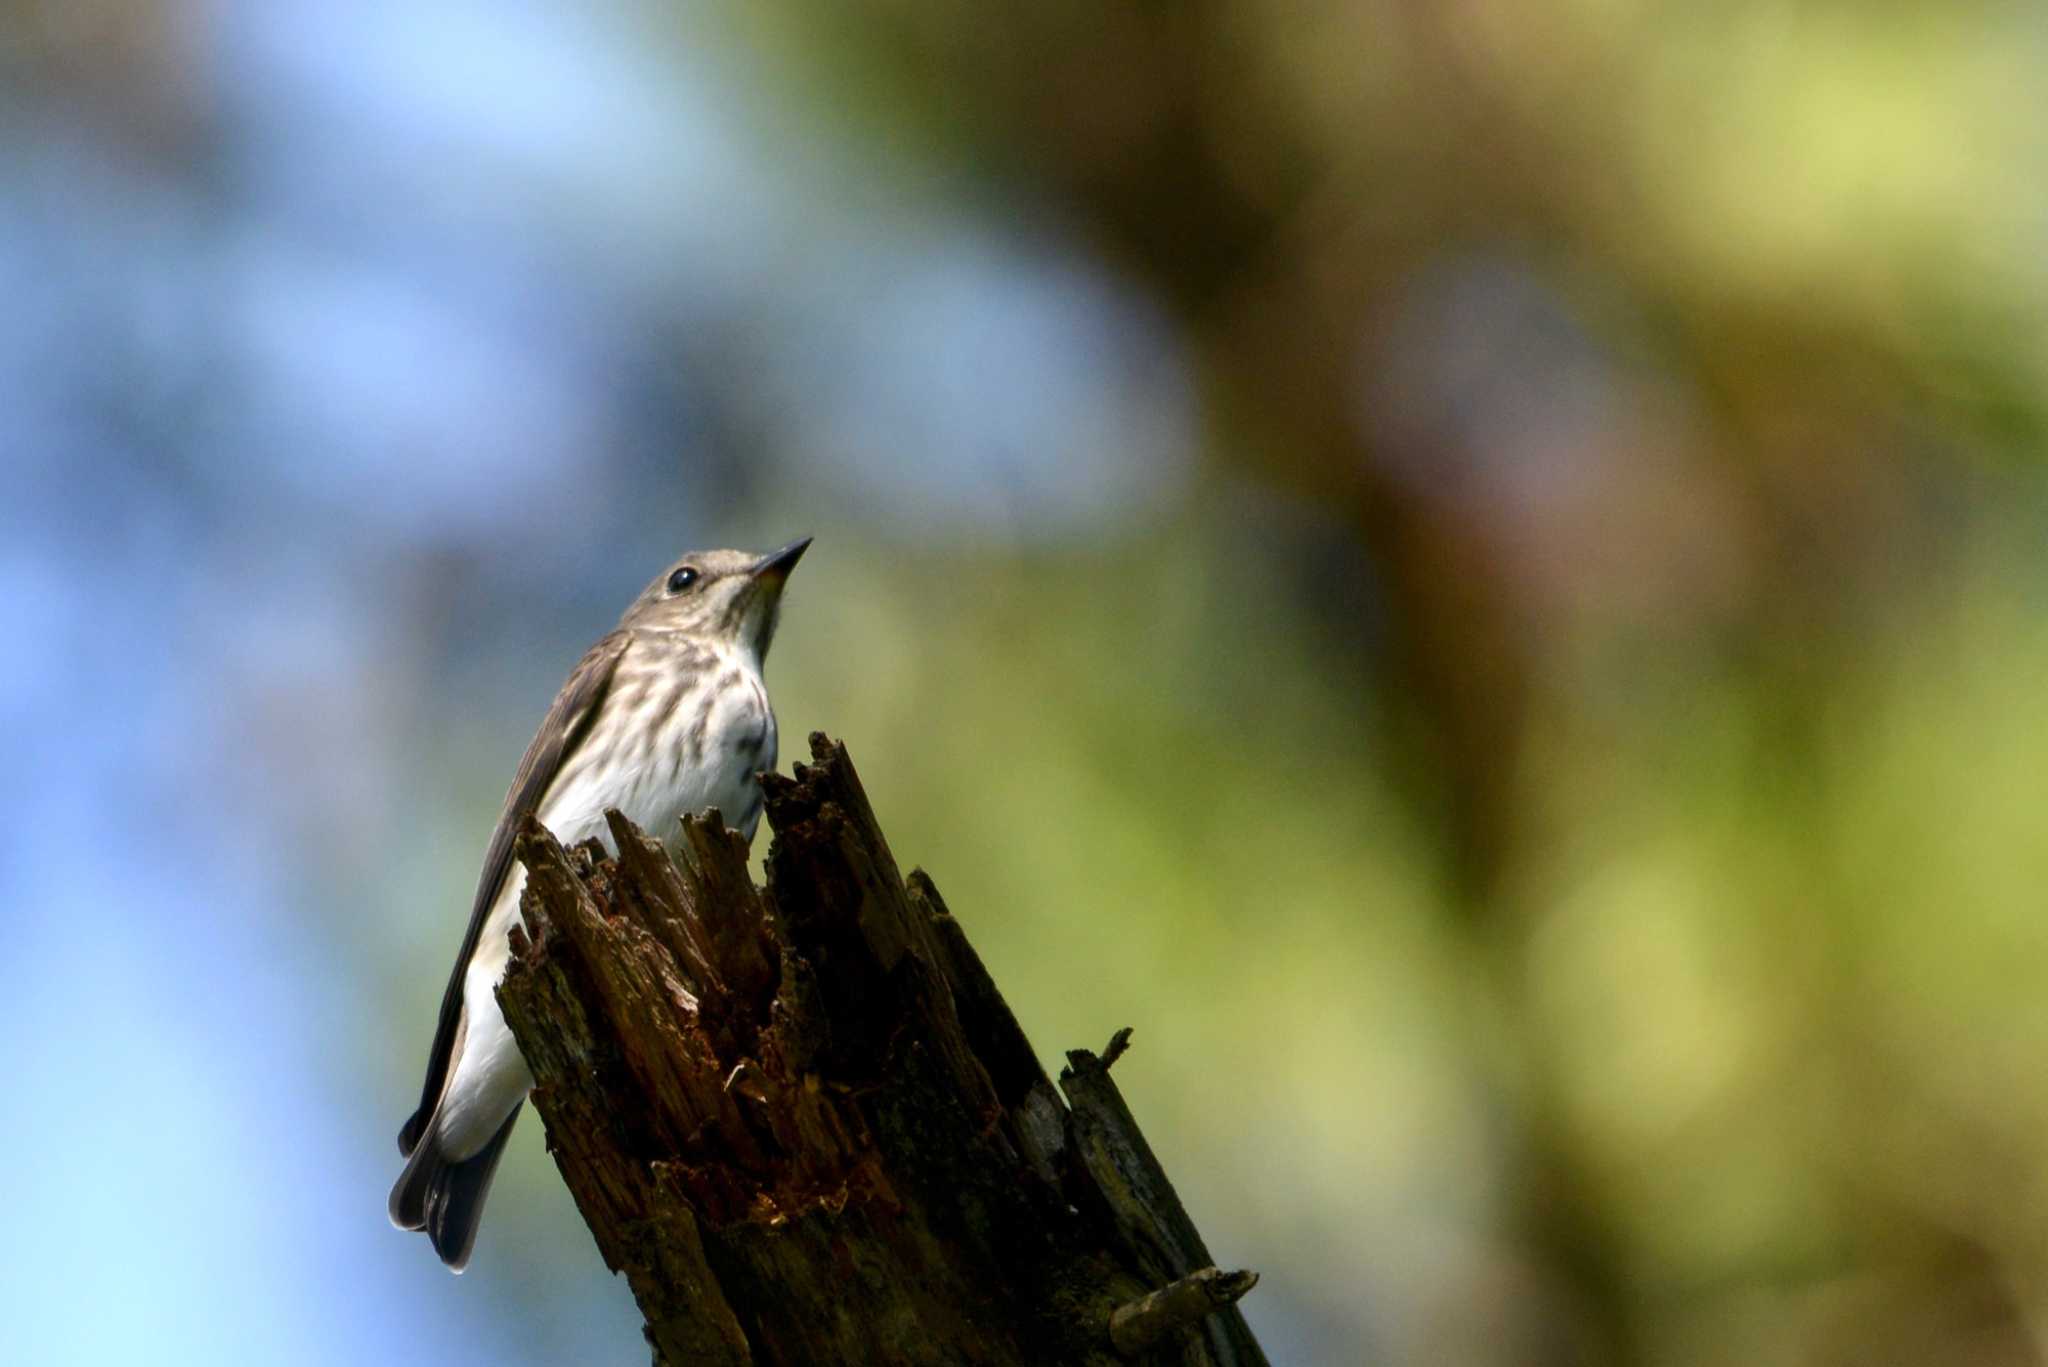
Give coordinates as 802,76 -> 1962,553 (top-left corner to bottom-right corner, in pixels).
4,1 -> 2047,1363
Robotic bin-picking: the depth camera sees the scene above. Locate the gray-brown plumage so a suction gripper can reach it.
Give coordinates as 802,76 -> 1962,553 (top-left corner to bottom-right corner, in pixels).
390,538 -> 809,1270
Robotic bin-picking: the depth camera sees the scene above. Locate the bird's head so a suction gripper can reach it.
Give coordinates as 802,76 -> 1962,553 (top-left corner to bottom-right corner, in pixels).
620,537 -> 811,661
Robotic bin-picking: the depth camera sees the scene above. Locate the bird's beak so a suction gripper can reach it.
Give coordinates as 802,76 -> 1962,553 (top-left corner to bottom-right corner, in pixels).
752,536 -> 812,582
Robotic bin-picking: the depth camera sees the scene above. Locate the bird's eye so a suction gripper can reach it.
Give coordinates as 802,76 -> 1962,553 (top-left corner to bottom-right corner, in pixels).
666,566 -> 699,594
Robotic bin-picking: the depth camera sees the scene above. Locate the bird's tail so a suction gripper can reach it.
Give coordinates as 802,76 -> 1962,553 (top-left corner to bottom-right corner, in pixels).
387,1104 -> 521,1272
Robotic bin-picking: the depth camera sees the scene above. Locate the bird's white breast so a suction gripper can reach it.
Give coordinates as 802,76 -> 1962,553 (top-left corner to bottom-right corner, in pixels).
543,641 -> 774,851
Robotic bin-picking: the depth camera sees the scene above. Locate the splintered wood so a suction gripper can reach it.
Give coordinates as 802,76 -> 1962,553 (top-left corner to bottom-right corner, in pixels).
500,733 -> 1268,1367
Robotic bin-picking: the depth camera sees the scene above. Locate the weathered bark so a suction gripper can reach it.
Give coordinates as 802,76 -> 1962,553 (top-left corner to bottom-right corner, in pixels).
497,732 -> 1268,1367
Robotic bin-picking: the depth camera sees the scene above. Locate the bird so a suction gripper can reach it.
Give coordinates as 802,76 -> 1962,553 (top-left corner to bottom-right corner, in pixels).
389,537 -> 810,1271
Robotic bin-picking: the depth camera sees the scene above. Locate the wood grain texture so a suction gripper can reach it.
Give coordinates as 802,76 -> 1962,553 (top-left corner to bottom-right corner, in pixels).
497,733 -> 1269,1366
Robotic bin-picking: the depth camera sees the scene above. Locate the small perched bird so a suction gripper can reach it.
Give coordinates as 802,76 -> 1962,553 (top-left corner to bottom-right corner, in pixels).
390,538 -> 810,1270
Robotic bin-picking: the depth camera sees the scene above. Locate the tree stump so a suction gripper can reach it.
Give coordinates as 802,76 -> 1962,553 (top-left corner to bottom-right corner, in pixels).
497,733 -> 1268,1366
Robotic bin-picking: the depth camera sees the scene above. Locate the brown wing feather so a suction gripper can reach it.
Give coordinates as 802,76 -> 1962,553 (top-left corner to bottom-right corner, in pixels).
398,630 -> 631,1155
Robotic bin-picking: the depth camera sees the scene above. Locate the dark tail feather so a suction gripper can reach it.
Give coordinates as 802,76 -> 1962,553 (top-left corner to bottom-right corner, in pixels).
401,1106 -> 434,1164
398,1104 -> 430,1157
388,1105 -> 522,1273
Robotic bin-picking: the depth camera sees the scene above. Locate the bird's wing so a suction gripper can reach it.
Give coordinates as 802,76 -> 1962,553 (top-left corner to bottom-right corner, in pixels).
398,629 -> 632,1155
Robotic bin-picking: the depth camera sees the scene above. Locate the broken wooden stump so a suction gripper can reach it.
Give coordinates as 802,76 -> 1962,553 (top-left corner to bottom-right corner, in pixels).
498,732 -> 1268,1366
